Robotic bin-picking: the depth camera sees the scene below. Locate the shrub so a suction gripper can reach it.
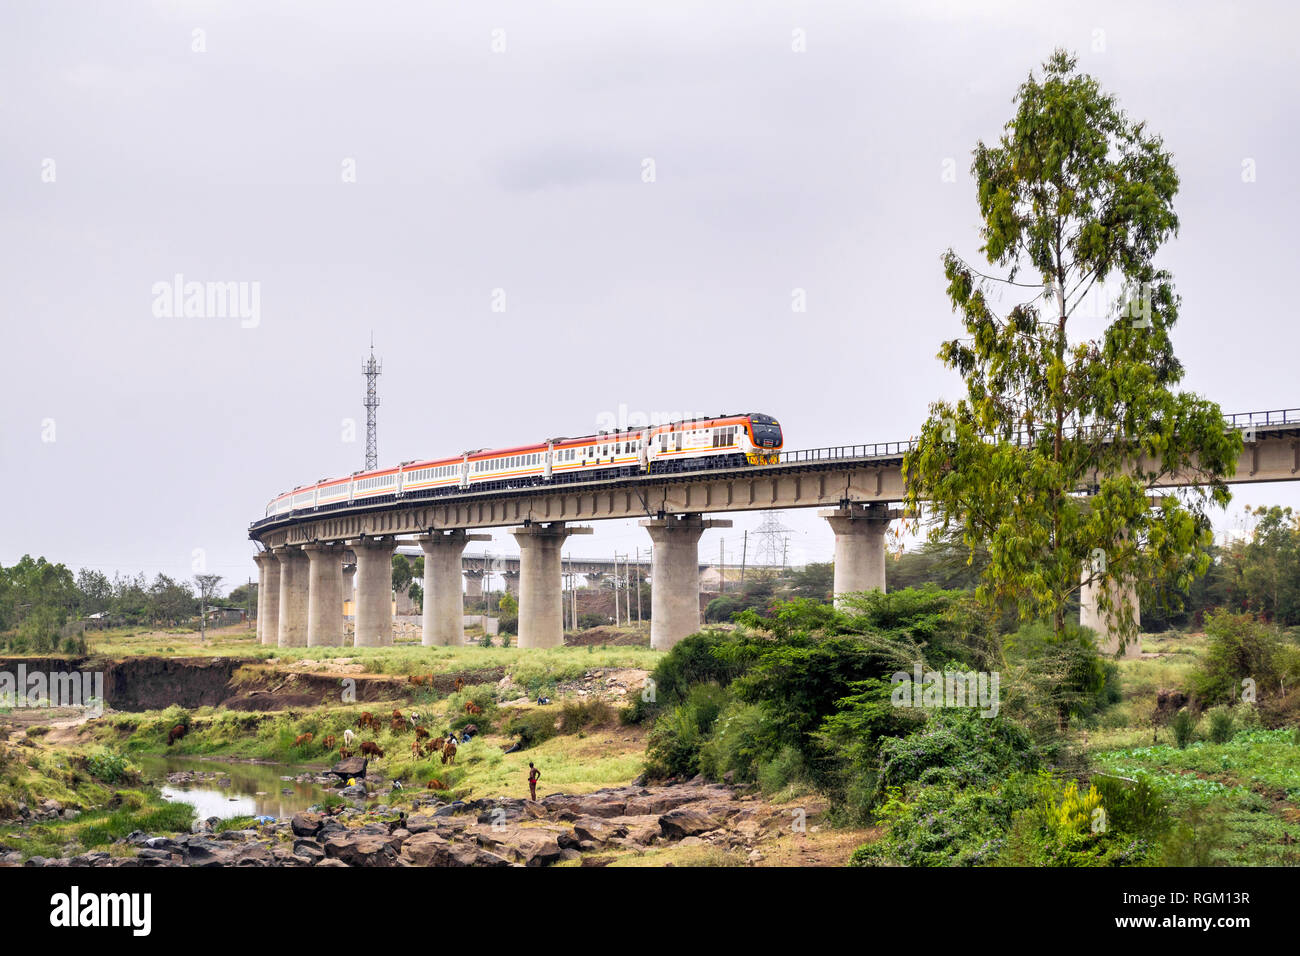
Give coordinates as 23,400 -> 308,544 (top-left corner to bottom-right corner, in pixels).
1207,705 -> 1235,744
557,699 -> 615,733
644,682 -> 730,779
504,709 -> 558,749
1091,774 -> 1171,839
1171,709 -> 1196,749
626,632 -> 744,723
698,702 -> 767,783
85,750 -> 132,784
876,709 -> 1039,794
756,745 -> 805,796
1189,612 -> 1282,705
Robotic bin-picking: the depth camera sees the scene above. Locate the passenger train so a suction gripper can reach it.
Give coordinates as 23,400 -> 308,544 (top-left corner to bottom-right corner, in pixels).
263,412 -> 784,519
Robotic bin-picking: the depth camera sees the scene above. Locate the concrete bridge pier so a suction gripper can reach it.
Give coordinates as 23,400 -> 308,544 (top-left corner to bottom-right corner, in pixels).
252,551 -> 279,645
820,503 -> 899,608
342,563 -> 355,616
1080,571 -> 1142,659
502,570 -> 520,597
463,568 -> 485,600
274,545 -> 310,646
512,523 -> 593,648
350,536 -> 396,646
304,542 -> 345,646
418,530 -> 491,646
642,514 -> 732,651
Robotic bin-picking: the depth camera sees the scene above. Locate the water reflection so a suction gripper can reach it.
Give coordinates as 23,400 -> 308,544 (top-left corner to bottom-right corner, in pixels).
134,754 -> 327,819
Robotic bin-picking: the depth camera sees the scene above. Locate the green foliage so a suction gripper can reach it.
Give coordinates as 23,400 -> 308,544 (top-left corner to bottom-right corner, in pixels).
644,683 -> 730,780
851,773 -> 1044,867
876,709 -> 1039,793
1189,611 -> 1282,705
698,701 -> 767,784
1206,705 -> 1235,744
902,49 -> 1240,651
626,631 -> 745,723
557,699 -> 615,733
503,709 -> 558,749
1170,709 -> 1196,749
1005,620 -> 1116,727
85,750 -> 132,784
704,595 -> 745,623
1091,774 -> 1171,839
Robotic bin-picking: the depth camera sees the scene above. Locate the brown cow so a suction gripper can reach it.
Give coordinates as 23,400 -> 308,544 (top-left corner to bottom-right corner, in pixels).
453,677 -> 465,693
166,724 -> 187,746
426,778 -> 447,790
414,726 -> 430,741
390,718 -> 406,734
338,748 -> 354,759
391,709 -> 404,721
360,741 -> 384,759
322,735 -> 336,750
465,701 -> 483,716
423,739 -> 442,758
441,738 -> 457,765
411,740 -> 423,758
358,712 -> 378,732
294,733 -> 314,747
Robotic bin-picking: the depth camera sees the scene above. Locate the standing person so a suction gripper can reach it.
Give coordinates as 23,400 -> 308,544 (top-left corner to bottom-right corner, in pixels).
527,762 -> 541,801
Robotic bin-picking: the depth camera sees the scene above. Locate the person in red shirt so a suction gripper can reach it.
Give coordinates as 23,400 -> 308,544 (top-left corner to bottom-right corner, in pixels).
527,762 -> 541,801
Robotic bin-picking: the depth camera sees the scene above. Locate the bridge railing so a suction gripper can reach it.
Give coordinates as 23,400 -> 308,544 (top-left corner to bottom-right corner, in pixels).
773,441 -> 916,464
1223,408 -> 1300,428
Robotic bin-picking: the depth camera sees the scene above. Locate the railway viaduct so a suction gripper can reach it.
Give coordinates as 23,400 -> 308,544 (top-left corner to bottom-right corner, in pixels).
249,411 -> 1300,655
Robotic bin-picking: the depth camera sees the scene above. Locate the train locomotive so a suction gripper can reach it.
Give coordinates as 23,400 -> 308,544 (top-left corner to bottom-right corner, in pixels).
264,412 -> 783,519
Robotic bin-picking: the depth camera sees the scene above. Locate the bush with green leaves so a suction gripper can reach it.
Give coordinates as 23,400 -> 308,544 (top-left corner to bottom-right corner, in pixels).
876,708 -> 1039,794
1004,621 -> 1116,727
625,631 -> 745,724
644,682 -> 730,780
1206,705 -> 1235,744
698,701 -> 767,784
85,750 -> 131,784
1171,709 -> 1196,749
851,773 -> 1043,867
1188,611 -> 1282,705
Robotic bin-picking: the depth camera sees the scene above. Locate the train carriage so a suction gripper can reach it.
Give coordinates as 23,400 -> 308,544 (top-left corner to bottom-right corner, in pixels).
263,412 -> 782,519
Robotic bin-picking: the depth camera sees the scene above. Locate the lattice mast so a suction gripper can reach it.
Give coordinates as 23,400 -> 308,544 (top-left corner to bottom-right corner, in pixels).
363,337 -> 381,471
753,509 -> 793,568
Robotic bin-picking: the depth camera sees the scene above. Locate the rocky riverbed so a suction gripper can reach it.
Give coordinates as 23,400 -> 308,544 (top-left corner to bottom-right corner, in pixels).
7,780 -> 789,867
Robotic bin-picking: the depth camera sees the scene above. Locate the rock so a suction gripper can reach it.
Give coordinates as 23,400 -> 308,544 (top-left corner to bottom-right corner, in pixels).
322,832 -> 402,867
659,806 -> 727,840
573,817 -> 628,845
339,784 -> 368,800
476,827 -> 564,867
404,813 -> 437,834
399,832 -> 511,867
330,756 -> 368,779
291,812 -> 324,838
315,858 -> 349,867
292,839 -> 324,863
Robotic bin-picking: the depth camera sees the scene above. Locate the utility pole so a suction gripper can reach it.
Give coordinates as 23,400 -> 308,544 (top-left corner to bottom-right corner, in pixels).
613,553 -> 620,626
719,538 -> 725,593
635,547 -> 642,624
741,530 -> 748,589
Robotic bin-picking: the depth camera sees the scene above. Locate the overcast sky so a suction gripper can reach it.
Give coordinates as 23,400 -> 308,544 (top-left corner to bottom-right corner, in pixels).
3,0 -> 1298,591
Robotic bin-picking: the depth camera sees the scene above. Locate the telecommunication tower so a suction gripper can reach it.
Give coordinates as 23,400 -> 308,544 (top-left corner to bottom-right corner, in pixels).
363,338 -> 381,471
